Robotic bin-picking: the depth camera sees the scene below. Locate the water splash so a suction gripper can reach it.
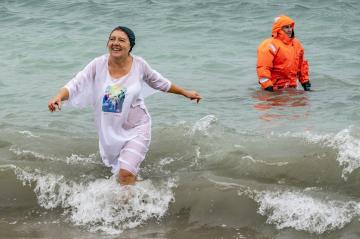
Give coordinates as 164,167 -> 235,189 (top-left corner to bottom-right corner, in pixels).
292,127 -> 360,180
188,114 -> 218,136
208,177 -> 360,234
14,167 -> 176,234
255,190 -> 360,234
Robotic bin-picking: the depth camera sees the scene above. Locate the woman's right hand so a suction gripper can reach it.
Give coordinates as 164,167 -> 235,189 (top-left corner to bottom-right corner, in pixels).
48,96 -> 62,112
48,88 -> 69,112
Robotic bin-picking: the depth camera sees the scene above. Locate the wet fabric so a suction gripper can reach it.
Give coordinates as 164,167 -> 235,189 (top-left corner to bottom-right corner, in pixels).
64,54 -> 171,175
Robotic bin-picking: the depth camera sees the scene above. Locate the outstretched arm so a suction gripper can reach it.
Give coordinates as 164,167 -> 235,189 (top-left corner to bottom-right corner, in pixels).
48,87 -> 69,112
168,83 -> 202,103
139,58 -> 202,103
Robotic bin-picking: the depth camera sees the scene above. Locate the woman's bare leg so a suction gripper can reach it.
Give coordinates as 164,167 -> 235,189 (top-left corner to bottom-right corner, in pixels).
118,168 -> 136,185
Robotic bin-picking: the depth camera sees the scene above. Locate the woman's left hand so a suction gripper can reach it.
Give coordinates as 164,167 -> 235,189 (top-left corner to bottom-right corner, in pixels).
184,90 -> 202,103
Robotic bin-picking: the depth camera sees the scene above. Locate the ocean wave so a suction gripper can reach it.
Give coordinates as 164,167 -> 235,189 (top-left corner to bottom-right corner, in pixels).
287,127 -> 360,180
255,190 -> 360,234
187,114 -> 218,136
9,146 -> 57,161
14,167 -> 176,234
241,155 -> 289,167
9,146 -> 99,165
0,164 -> 17,172
18,130 -> 40,138
198,174 -> 360,235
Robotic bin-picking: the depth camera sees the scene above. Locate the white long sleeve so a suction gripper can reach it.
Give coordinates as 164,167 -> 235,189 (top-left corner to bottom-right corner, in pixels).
62,54 -> 171,174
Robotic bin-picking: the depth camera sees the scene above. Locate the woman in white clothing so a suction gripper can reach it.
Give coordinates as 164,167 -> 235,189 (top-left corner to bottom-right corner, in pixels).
48,26 -> 202,185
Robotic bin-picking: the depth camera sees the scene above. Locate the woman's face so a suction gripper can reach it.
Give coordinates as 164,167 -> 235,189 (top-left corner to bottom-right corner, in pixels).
281,24 -> 293,38
107,30 -> 131,58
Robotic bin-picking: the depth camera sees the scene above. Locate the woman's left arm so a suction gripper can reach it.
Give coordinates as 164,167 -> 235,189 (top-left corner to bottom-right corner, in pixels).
140,57 -> 202,102
168,83 -> 202,103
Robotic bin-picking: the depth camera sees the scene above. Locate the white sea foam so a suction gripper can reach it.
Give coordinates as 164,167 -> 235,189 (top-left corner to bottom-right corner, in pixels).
188,115 -> 218,136
67,178 -> 176,234
9,146 -> 99,165
282,128 -> 360,180
65,153 -> 98,164
159,157 -> 175,166
14,167 -> 176,234
10,146 -> 57,161
241,155 -> 289,167
255,190 -> 360,234
0,164 -> 17,171
18,130 -> 40,138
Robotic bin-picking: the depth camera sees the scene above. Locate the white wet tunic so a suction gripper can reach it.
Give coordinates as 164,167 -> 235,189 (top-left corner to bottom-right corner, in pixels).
64,54 -> 171,175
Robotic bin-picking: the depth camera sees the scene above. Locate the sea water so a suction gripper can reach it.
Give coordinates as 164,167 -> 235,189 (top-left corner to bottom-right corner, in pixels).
1,0 -> 360,238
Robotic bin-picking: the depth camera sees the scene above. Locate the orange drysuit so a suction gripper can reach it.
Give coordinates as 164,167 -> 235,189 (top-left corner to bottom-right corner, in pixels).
257,16 -> 309,90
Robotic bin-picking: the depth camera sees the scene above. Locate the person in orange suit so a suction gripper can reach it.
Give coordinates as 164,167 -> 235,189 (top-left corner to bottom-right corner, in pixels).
256,15 -> 311,92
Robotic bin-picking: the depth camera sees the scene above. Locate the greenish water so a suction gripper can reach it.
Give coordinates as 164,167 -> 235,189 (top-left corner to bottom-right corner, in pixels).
1,0 -> 360,238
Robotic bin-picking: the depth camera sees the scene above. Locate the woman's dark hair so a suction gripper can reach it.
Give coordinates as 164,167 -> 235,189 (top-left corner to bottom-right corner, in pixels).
108,26 -> 136,52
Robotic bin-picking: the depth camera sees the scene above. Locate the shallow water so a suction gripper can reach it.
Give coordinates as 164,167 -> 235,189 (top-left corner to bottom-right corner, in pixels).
1,0 -> 360,238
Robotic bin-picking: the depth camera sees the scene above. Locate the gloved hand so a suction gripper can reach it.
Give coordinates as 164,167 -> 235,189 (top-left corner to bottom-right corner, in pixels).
264,86 -> 274,92
302,81 -> 311,91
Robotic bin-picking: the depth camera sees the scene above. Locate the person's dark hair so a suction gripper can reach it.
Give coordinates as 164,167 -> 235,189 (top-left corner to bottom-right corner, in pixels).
108,26 -> 136,53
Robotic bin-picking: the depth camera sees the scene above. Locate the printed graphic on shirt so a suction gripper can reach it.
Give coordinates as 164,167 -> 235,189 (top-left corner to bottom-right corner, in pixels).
102,84 -> 127,113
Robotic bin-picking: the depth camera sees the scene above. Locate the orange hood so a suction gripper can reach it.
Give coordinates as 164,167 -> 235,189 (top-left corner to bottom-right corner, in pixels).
271,15 -> 295,38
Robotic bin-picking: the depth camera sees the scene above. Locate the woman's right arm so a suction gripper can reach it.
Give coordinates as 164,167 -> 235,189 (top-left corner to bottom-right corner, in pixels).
48,57 -> 100,112
48,87 -> 69,112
